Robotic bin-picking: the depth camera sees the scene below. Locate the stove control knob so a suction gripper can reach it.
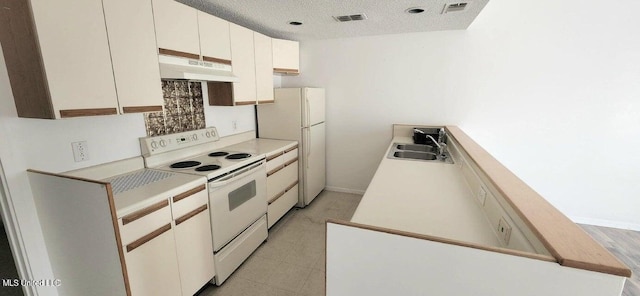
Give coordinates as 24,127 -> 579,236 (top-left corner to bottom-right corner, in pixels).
192,134 -> 198,141
205,131 -> 211,138
159,140 -> 167,147
151,141 -> 158,149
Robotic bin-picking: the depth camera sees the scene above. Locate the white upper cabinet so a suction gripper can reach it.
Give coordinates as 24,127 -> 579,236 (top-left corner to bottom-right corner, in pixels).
272,38 -> 300,75
229,23 -> 257,105
28,0 -> 119,118
198,12 -> 232,63
103,0 -> 163,114
152,0 -> 200,58
254,32 -> 274,103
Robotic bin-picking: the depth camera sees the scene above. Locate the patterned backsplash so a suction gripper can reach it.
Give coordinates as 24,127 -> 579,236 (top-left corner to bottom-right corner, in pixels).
144,80 -> 206,136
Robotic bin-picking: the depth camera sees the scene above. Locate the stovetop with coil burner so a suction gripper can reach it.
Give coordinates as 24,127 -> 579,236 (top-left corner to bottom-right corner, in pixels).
140,127 -> 264,180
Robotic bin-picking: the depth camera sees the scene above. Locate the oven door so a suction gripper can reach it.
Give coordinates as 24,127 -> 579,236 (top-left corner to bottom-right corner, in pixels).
209,161 -> 267,252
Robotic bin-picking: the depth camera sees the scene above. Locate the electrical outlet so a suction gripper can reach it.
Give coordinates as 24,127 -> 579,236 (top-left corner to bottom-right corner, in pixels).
497,217 -> 512,245
477,186 -> 487,206
72,141 -> 89,162
232,120 -> 238,131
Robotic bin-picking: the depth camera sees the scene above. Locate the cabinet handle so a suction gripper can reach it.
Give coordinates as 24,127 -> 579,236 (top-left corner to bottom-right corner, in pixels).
268,191 -> 286,204
175,205 -> 208,226
273,68 -> 299,75
202,56 -> 231,65
235,101 -> 255,106
158,48 -> 199,60
266,151 -> 284,162
284,159 -> 297,167
122,106 -> 163,113
59,108 -> 118,118
126,224 -> 171,252
122,200 -> 168,225
268,181 -> 299,204
172,184 -> 206,203
267,165 -> 284,177
284,145 -> 298,153
285,181 -> 299,192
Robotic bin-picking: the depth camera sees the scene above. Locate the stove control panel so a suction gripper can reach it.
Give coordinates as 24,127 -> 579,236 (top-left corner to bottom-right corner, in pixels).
140,127 -> 220,156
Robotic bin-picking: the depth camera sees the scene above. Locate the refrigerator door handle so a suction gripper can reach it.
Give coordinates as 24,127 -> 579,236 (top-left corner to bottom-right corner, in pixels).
305,98 -> 311,128
306,128 -> 311,169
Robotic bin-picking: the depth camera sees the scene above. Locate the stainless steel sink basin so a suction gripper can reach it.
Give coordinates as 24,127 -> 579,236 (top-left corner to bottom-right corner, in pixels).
387,142 -> 454,164
396,144 -> 436,153
393,151 -> 438,160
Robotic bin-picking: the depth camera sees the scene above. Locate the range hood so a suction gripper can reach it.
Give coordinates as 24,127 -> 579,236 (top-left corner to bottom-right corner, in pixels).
158,55 -> 239,82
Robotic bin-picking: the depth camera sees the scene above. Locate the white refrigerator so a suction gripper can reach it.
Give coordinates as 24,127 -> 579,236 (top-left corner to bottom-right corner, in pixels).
257,87 -> 326,207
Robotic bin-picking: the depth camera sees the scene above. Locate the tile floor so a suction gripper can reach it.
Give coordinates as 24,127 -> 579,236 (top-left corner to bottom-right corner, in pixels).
198,190 -> 363,296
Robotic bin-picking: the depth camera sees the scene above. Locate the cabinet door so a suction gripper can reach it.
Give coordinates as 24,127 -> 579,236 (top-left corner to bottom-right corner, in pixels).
103,0 -> 163,114
125,226 -> 182,296
229,23 -> 257,105
198,11 -> 231,63
272,38 -> 300,74
152,0 -> 200,58
174,207 -> 215,296
29,0 -> 118,118
254,32 -> 274,104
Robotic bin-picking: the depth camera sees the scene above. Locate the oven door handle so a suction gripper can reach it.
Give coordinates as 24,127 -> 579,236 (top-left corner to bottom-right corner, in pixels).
209,162 -> 264,188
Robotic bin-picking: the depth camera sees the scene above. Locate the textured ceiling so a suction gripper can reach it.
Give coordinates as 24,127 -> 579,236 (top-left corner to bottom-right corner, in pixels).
178,0 -> 490,41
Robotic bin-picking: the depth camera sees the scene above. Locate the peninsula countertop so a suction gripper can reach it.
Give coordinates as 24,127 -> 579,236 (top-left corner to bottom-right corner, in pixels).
351,136 -> 502,248
351,125 -> 631,278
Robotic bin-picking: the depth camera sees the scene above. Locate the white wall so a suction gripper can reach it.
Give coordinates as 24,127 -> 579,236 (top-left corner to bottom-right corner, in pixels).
0,48 -> 254,294
203,83 -> 256,137
283,0 -> 640,230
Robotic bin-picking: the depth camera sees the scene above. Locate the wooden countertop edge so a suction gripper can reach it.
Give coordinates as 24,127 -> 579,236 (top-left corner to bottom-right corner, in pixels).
27,169 -> 109,185
327,219 -> 557,263
444,126 -> 632,277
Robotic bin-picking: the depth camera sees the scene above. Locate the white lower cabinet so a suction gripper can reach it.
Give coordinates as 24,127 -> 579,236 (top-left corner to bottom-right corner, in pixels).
174,208 -> 215,296
120,184 -> 214,296
266,145 -> 299,228
124,226 -> 182,296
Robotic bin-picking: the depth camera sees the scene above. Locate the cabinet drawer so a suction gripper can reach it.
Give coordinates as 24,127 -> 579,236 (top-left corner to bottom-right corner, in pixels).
283,147 -> 298,164
267,161 -> 298,201
267,184 -> 298,228
266,151 -> 284,173
119,200 -> 172,246
171,184 -> 208,219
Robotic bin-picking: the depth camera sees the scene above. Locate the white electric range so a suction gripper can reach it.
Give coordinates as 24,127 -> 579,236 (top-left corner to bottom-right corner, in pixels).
140,127 -> 268,286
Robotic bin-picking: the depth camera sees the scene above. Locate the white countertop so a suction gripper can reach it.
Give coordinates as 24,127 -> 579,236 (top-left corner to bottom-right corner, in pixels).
107,169 -> 206,218
351,136 -> 502,247
68,138 -> 296,219
225,138 -> 298,157
113,139 -> 296,218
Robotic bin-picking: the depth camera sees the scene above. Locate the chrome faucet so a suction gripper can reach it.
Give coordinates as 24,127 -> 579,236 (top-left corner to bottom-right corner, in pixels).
414,128 -> 447,157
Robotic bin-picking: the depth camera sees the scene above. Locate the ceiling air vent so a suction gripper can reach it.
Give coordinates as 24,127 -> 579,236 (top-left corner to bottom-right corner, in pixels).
333,13 -> 368,22
442,3 -> 469,14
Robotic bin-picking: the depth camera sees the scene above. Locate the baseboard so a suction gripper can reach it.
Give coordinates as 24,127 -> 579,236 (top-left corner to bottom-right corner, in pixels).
325,186 -> 366,195
570,216 -> 640,231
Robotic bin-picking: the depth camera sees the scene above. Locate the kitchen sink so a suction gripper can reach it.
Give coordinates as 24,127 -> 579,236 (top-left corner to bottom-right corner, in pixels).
396,144 -> 436,153
393,151 -> 438,160
387,142 -> 454,164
